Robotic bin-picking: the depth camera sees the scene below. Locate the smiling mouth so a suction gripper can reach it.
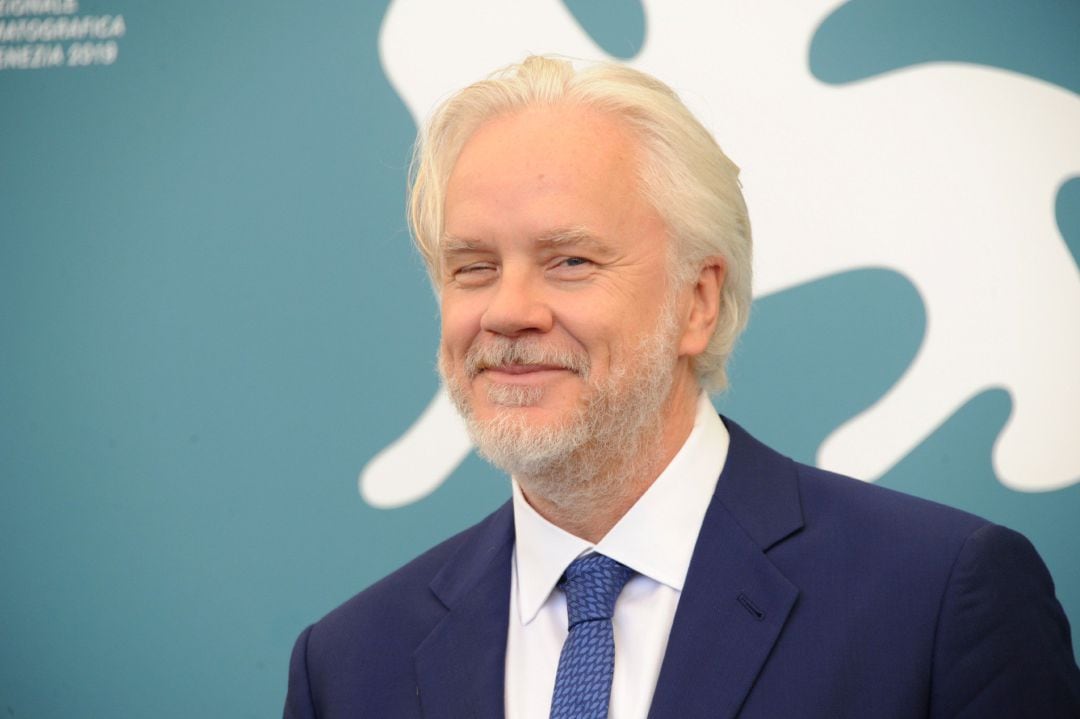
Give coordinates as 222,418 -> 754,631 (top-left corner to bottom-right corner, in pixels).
487,363 -> 564,374
480,364 -> 572,382
463,339 -> 590,381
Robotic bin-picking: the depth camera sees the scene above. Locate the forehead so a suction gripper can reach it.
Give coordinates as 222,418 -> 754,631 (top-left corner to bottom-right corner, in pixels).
454,103 -> 637,169
442,104 -> 654,245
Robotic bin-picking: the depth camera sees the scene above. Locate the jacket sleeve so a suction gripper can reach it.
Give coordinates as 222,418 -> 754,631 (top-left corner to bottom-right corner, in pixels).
283,624 -> 317,719
929,523 -> 1080,718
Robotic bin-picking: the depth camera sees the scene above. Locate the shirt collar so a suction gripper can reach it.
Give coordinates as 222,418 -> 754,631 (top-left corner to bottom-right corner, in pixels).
511,393 -> 729,625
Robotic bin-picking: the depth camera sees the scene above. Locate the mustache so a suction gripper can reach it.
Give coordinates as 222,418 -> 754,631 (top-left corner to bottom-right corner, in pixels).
464,337 -> 590,379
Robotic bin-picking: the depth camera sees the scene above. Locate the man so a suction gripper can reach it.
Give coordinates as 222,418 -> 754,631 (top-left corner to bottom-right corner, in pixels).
285,56 -> 1080,718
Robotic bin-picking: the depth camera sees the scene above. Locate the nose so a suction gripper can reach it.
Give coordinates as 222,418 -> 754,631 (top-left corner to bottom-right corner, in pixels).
480,267 -> 554,337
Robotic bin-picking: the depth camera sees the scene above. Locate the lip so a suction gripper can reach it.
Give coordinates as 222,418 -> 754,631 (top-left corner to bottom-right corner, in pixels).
480,364 -> 571,383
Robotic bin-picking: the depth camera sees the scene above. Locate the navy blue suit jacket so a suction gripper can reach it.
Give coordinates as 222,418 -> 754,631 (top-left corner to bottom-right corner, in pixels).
285,418 -> 1080,717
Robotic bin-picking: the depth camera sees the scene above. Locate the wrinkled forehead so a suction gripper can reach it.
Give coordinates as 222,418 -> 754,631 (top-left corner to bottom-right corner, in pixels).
436,104 -> 661,246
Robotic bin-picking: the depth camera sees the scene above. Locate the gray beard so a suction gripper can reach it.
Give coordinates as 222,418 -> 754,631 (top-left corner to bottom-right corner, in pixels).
440,300 -> 679,510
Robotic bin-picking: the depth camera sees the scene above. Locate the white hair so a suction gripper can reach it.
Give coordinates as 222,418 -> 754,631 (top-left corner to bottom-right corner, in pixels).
409,55 -> 752,391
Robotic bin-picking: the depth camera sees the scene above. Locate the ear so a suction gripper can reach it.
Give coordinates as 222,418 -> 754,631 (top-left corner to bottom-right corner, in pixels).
678,256 -> 725,359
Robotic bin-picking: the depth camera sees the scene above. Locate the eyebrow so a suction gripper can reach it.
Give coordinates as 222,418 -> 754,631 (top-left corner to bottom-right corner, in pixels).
441,226 -> 612,254
535,226 -> 609,251
441,235 -> 487,254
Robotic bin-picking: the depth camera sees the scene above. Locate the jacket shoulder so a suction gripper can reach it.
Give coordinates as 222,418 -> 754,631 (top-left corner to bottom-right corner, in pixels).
288,501 -> 512,716
795,460 -> 989,539
312,501 -> 511,643
721,415 -> 991,558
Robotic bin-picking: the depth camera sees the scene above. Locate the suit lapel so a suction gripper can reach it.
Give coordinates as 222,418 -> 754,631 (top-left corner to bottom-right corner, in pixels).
414,503 -> 514,719
649,418 -> 804,719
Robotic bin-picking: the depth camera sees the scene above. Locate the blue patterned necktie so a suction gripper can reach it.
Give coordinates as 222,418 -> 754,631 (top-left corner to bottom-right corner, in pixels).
549,553 -> 635,719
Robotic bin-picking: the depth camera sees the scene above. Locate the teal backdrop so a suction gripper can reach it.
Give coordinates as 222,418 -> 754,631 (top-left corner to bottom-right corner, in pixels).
2,1 -> 1078,716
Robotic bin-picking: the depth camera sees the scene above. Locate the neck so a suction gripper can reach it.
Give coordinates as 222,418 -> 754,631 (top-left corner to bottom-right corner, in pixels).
518,376 -> 701,543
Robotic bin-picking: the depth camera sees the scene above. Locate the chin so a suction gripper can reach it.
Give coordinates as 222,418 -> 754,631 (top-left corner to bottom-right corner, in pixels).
477,399 -> 568,425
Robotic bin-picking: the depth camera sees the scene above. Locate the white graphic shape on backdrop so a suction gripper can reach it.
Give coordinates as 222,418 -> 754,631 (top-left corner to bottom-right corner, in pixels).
361,0 -> 1080,507
360,388 -> 473,508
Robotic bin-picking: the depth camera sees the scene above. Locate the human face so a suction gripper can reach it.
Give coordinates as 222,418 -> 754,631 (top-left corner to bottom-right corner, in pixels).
437,104 -> 696,446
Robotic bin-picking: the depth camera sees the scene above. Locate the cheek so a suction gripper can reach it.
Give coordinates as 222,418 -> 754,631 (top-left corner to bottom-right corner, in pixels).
585,310 -> 663,371
552,311 -> 619,372
439,298 -> 482,358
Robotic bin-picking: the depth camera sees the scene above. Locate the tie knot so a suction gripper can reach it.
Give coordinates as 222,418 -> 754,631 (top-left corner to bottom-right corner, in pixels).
559,554 -> 634,627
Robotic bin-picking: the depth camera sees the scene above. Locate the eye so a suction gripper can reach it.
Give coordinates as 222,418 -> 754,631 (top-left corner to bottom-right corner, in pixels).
552,256 -> 594,271
452,263 -> 498,287
548,255 -> 595,281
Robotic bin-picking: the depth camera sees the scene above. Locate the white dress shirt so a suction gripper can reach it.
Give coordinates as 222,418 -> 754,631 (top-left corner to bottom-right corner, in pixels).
504,394 -> 730,719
